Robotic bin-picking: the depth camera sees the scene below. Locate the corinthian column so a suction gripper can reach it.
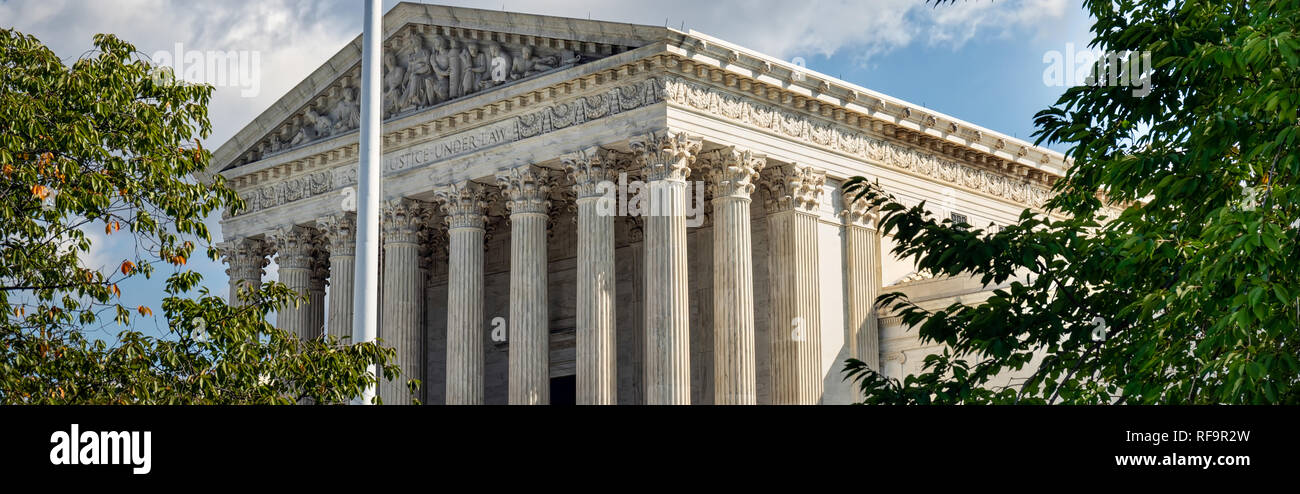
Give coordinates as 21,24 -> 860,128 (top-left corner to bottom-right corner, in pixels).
760,164 -> 826,405
318,213 -> 356,343
379,199 -> 430,405
703,147 -> 765,405
497,166 -> 553,405
563,147 -> 619,405
220,237 -> 269,306
631,131 -> 701,405
434,181 -> 488,405
269,226 -> 319,341
842,190 -> 882,379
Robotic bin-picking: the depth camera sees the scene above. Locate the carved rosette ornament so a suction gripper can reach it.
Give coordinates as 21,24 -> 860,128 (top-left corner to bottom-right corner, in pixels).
703,147 -> 766,200
761,163 -> 826,214
435,181 -> 490,231
630,131 -> 703,182
496,166 -> 553,216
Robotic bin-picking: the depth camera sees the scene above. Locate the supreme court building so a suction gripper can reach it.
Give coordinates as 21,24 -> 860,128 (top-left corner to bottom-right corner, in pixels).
209,3 -> 1066,405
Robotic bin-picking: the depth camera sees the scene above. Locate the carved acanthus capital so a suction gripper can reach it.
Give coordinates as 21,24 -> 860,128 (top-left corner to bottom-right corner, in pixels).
562,146 -> 622,200
702,146 -> 766,200
435,181 -> 490,231
841,189 -> 880,230
381,199 -> 432,245
218,237 -> 271,280
268,226 -> 321,270
761,163 -> 826,214
496,165 -> 552,216
310,253 -> 330,290
316,212 -> 357,257
630,131 -> 702,182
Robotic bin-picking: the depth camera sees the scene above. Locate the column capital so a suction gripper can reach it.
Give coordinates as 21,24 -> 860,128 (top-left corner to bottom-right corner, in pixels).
310,254 -> 330,291
701,146 -> 766,200
761,163 -> 826,214
218,237 -> 271,280
381,199 -> 431,245
562,146 -> 623,200
841,189 -> 880,230
630,130 -> 702,182
435,181 -> 489,230
268,226 -> 319,270
496,165 -> 553,216
317,212 -> 357,257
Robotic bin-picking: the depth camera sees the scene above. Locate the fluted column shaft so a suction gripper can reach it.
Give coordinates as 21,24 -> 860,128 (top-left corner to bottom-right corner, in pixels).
633,131 -> 700,405
843,196 -> 883,380
707,148 -> 764,405
565,148 -> 619,405
306,259 -> 327,340
319,214 -> 356,343
498,167 -> 552,405
437,182 -> 487,405
221,238 -> 268,307
270,227 -> 318,341
379,201 -> 428,405
762,164 -> 826,405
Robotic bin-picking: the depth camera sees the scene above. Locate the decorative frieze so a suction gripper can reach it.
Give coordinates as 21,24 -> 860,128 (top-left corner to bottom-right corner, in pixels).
663,76 -> 1053,208
232,76 -> 666,218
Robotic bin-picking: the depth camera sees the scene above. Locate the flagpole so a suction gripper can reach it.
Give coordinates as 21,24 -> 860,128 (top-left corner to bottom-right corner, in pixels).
352,0 -> 382,405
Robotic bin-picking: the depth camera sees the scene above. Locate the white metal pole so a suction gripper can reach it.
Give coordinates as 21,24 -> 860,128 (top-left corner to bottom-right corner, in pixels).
352,0 -> 382,405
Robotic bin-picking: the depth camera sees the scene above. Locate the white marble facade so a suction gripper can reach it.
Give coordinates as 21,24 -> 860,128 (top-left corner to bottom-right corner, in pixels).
210,3 -> 1067,405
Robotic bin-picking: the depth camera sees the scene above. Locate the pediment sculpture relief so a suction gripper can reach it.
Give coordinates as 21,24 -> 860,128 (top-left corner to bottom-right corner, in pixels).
236,26 -> 607,168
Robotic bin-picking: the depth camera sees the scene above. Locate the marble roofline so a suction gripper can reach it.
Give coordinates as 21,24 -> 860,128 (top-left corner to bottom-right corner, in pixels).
215,57 -> 1059,239
210,5 -> 1069,183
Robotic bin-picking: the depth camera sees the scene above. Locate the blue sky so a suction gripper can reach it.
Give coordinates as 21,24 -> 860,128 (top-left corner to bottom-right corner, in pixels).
1,0 -> 1096,340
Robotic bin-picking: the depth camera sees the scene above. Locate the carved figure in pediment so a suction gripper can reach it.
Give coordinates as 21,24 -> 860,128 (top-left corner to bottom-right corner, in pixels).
519,45 -> 561,77
331,87 -> 359,132
289,124 -> 308,148
427,35 -> 451,104
382,52 -> 405,117
486,41 -> 511,84
306,106 -> 333,140
445,38 -> 467,99
462,41 -> 483,96
457,41 -> 478,98
399,33 -> 433,110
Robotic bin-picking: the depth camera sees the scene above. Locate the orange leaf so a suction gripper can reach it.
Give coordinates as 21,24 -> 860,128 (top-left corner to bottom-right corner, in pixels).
31,184 -> 48,200
137,306 -> 152,317
113,221 -> 121,232
110,284 -> 120,297
120,260 -> 134,275
105,223 -> 113,235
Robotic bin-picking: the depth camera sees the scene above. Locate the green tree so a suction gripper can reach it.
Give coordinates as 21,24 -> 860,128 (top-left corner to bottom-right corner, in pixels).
0,29 -> 411,404
843,0 -> 1300,404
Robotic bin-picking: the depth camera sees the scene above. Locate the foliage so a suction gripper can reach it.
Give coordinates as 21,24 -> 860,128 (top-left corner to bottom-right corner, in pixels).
0,29 -> 410,404
843,0 -> 1300,404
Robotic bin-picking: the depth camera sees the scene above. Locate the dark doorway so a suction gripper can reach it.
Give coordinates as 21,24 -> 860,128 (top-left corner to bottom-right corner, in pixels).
550,375 -> 576,405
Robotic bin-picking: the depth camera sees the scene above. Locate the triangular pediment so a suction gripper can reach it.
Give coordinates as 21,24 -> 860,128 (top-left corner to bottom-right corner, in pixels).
212,2 -> 668,172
